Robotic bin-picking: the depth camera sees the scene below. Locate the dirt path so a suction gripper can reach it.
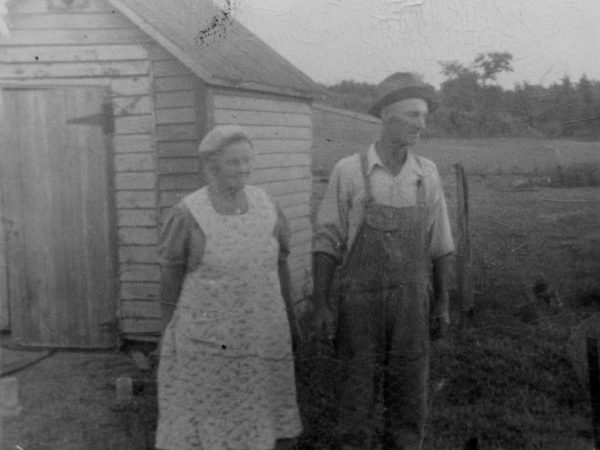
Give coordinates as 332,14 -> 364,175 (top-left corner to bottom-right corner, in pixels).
1,350 -> 156,450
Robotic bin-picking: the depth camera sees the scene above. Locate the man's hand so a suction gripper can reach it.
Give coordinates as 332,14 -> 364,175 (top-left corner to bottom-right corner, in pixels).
311,251 -> 339,343
310,303 -> 336,343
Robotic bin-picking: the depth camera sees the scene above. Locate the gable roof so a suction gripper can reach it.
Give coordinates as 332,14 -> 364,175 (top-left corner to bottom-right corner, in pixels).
108,0 -> 320,98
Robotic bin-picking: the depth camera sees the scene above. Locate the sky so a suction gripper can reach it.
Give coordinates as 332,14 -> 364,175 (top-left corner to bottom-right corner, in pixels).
221,0 -> 600,89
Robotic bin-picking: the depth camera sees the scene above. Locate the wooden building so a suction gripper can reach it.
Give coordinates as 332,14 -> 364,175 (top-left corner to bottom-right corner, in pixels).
0,0 -> 318,347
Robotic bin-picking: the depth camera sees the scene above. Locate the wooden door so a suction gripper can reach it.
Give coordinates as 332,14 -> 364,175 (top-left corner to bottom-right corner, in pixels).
0,86 -> 118,348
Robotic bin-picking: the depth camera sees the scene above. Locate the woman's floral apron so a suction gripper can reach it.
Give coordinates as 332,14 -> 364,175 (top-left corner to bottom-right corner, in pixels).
155,185 -> 302,450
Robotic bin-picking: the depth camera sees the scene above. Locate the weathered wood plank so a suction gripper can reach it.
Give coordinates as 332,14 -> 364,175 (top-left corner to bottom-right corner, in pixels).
159,173 -> 202,191
158,157 -> 200,175
121,282 -> 160,300
154,76 -> 197,92
252,139 -> 311,155
120,263 -> 160,282
114,115 -> 154,135
121,300 -> 162,319
281,203 -> 310,221
155,91 -> 196,109
290,217 -> 312,233
0,45 -> 148,63
0,60 -> 150,78
111,78 -> 152,96
115,172 -> 156,190
214,110 -> 311,128
274,191 -> 312,209
114,153 -> 155,172
254,153 -> 310,169
156,141 -> 198,158
0,111 -> 8,327
259,179 -> 311,198
120,318 -> 161,334
116,191 -> 157,209
250,166 -> 311,185
159,191 -> 188,208
243,125 -> 311,141
153,59 -> 192,77
118,228 -> 158,245
213,94 -> 311,115
149,45 -> 173,61
9,12 -> 135,30
113,95 -> 153,116
119,246 -> 159,264
156,123 -> 199,141
113,134 -> 154,154
290,228 -> 312,247
117,209 -> 157,227
1,29 -> 152,45
11,0 -> 113,13
155,107 -> 196,125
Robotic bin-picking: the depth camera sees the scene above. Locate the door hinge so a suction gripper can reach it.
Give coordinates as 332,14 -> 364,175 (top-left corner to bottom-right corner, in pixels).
66,102 -> 115,134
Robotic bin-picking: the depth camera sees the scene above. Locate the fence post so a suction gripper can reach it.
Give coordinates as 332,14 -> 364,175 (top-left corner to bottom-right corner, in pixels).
454,163 -> 474,328
587,337 -> 600,449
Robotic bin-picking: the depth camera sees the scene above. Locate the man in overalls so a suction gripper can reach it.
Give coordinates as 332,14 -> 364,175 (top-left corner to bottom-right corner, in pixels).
311,72 -> 455,450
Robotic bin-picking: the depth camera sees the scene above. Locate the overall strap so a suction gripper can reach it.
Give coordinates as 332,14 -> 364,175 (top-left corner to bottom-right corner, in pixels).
416,174 -> 426,207
360,152 -> 374,204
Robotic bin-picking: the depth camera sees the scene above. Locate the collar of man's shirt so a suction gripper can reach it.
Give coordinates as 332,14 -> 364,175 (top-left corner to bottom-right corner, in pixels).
366,144 -> 424,178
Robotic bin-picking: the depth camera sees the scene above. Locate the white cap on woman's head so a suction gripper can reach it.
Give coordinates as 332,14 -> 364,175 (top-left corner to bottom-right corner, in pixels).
197,125 -> 251,154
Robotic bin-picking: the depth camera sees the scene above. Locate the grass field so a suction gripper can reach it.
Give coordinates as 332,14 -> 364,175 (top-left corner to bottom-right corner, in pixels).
313,137 -> 600,179
2,137 -> 599,449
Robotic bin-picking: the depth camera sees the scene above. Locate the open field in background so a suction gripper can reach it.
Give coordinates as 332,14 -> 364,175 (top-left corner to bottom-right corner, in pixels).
313,137 -> 600,177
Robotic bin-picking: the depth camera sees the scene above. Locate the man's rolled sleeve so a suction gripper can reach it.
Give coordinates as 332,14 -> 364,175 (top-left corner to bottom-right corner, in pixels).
429,183 -> 455,260
313,164 -> 348,262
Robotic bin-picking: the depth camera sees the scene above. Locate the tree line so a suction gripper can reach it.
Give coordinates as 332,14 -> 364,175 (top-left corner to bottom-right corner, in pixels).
318,52 -> 600,140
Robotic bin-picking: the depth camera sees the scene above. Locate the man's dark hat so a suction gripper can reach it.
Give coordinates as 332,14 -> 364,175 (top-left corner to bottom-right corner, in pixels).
368,72 -> 439,118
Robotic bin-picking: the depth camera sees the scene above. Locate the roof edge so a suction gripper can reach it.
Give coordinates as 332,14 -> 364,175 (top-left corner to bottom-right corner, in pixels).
208,80 -> 318,100
107,0 -> 216,84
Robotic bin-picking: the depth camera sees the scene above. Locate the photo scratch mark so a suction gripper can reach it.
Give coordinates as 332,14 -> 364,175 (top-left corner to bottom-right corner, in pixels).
195,0 -> 235,47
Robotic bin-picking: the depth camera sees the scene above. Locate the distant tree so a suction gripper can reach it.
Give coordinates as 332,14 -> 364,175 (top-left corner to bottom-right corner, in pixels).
438,52 -> 515,137
473,52 -> 514,85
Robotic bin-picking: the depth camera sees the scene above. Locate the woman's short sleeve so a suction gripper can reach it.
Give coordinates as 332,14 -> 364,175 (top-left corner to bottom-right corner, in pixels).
159,203 -> 202,268
274,203 -> 291,262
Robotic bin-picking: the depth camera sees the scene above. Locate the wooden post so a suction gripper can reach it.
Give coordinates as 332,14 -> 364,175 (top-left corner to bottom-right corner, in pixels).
455,163 -> 474,328
0,89 -> 10,330
587,337 -> 600,449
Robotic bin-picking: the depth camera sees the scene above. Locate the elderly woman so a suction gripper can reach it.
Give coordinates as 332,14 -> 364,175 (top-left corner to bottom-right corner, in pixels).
155,125 -> 303,450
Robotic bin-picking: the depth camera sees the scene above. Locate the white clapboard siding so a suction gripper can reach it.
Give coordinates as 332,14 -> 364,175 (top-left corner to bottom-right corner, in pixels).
120,282 -> 160,301
113,135 -> 155,154
0,45 -> 148,63
3,29 -> 152,46
9,12 -> 135,30
118,227 -> 158,246
11,0 -> 114,14
119,246 -> 159,264
152,43 -> 203,218
121,300 -> 162,319
120,263 -> 160,282
0,0 -> 160,338
117,209 -> 157,227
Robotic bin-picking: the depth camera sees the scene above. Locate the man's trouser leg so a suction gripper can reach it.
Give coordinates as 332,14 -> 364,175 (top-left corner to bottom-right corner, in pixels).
336,291 -> 385,449
384,284 -> 430,450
